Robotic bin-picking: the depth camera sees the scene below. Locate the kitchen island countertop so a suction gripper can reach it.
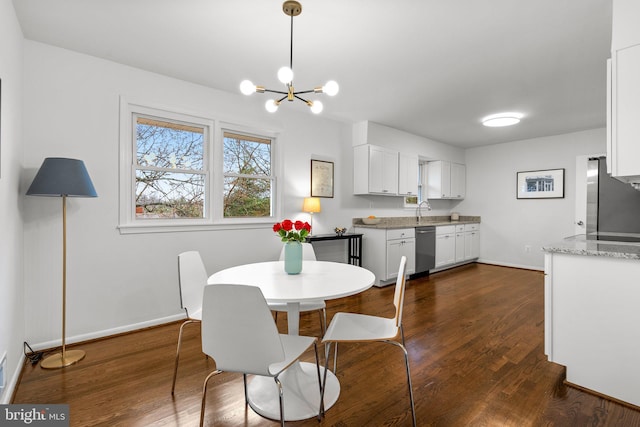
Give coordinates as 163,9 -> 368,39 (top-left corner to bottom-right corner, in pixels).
542,233 -> 640,259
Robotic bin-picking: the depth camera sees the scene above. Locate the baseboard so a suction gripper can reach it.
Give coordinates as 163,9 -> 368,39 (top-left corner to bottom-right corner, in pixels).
27,313 -> 186,352
1,353 -> 26,404
476,259 -> 543,272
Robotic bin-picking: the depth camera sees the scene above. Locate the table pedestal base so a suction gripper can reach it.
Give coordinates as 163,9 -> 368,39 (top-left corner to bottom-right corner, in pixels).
247,361 -> 340,421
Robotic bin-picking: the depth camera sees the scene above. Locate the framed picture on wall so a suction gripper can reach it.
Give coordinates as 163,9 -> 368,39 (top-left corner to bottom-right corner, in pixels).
310,159 -> 334,198
517,168 -> 565,199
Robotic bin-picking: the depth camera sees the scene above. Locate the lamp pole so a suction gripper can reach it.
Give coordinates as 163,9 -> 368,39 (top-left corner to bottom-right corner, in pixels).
27,157 -> 97,369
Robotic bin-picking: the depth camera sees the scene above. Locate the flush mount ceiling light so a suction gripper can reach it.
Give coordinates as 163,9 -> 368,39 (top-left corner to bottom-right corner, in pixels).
482,112 -> 524,127
239,1 -> 339,114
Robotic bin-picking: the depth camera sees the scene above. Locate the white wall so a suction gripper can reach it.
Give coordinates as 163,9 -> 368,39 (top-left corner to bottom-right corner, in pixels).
21,41 -> 357,347
15,11 -> 608,370
0,0 -> 25,403
458,128 -> 606,270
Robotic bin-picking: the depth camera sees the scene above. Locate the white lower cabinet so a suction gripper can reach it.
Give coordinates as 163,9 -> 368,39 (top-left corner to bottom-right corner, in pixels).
355,227 -> 415,286
464,224 -> 480,260
435,226 -> 456,268
386,234 -> 416,280
455,225 -> 465,263
435,223 -> 480,270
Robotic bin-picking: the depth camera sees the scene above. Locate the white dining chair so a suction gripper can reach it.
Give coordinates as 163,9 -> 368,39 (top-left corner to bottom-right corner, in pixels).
171,251 -> 207,395
200,284 -> 322,427
320,256 -> 416,426
270,242 -> 327,334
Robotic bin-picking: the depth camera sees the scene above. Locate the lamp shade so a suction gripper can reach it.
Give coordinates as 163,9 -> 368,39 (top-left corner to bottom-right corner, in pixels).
27,158 -> 97,197
302,197 -> 321,213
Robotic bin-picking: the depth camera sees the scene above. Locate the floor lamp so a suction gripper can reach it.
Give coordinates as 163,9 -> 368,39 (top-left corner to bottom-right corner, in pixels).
302,197 -> 321,235
27,158 -> 97,369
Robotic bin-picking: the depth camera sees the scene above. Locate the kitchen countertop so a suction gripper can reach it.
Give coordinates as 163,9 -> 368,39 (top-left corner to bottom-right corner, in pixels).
352,215 -> 481,229
542,233 -> 640,259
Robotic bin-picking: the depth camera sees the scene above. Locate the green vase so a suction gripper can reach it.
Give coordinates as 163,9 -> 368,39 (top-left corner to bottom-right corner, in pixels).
284,241 -> 303,274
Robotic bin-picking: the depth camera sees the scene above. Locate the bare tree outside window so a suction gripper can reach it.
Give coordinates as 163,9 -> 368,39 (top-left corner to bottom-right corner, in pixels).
135,116 -> 206,219
223,131 -> 273,218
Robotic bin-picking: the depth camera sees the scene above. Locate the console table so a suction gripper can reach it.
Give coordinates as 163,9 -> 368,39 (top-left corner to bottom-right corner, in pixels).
306,233 -> 363,266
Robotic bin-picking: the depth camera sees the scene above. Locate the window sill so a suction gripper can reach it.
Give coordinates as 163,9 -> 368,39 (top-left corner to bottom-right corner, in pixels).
117,219 -> 274,235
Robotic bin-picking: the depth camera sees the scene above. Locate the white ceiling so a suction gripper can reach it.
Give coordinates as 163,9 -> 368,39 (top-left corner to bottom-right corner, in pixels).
12,0 -> 612,148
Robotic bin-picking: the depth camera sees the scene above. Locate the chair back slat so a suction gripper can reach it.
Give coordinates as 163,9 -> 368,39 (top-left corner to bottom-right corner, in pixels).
393,256 -> 408,327
201,284 -> 285,376
178,251 -> 208,317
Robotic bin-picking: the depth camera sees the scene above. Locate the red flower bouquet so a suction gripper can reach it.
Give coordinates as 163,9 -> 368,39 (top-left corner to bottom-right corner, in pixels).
273,219 -> 311,242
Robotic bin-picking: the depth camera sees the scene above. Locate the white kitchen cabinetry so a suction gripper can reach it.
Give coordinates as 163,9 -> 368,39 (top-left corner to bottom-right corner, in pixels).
451,163 -> 466,199
353,144 -> 398,195
464,223 -> 480,260
608,1 -> 640,184
427,161 -> 466,199
609,44 -> 640,184
435,223 -> 480,270
398,153 -> 419,196
544,251 -> 640,407
386,229 -> 416,281
355,227 -> 415,286
435,226 -> 456,268
454,225 -> 465,263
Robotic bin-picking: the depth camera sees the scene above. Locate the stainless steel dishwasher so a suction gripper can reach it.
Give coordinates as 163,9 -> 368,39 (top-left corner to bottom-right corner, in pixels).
415,226 -> 436,275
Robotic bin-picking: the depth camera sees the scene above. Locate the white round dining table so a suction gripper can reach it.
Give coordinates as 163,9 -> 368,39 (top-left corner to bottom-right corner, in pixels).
207,260 -> 375,422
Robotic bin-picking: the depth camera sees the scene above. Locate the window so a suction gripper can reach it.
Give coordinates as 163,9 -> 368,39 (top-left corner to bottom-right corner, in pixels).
404,161 -> 426,208
223,131 -> 274,218
135,116 -> 206,219
119,98 -> 278,233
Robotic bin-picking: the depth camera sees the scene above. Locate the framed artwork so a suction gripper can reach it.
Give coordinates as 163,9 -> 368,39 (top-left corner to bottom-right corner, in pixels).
517,168 -> 565,199
310,159 -> 334,198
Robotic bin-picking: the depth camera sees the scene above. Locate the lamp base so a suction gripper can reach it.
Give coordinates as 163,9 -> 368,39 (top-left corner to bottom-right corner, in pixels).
40,349 -> 86,369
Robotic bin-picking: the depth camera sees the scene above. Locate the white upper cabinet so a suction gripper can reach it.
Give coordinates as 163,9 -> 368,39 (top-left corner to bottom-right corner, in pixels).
451,162 -> 466,199
608,1 -> 640,185
427,160 -> 466,199
354,144 -> 420,197
398,153 -> 419,196
611,0 -> 640,51
353,144 -> 399,195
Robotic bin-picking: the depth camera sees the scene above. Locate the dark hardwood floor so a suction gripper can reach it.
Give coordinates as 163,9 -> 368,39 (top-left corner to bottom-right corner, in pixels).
12,263 -> 640,426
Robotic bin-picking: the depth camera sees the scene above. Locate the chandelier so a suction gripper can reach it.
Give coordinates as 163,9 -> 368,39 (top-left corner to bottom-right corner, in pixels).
240,1 -> 339,114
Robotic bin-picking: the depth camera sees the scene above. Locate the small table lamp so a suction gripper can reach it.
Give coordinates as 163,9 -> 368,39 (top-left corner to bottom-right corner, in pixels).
302,197 -> 321,235
27,158 -> 97,369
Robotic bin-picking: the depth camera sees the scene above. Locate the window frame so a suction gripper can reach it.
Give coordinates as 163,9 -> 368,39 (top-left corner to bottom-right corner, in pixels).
404,160 -> 426,209
215,122 -> 281,226
133,113 -> 209,221
118,97 -> 280,234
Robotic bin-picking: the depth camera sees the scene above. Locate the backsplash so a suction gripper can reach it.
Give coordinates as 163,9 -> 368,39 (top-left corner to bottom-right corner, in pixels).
352,215 -> 481,227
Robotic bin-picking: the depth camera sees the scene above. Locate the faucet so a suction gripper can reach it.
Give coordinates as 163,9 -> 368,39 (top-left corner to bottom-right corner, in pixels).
416,200 -> 432,224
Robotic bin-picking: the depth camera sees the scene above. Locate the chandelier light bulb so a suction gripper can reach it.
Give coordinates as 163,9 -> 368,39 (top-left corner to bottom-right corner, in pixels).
277,67 -> 294,84
265,99 -> 279,113
239,1 -> 337,115
310,100 -> 323,114
323,80 -> 339,96
240,80 -> 256,95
